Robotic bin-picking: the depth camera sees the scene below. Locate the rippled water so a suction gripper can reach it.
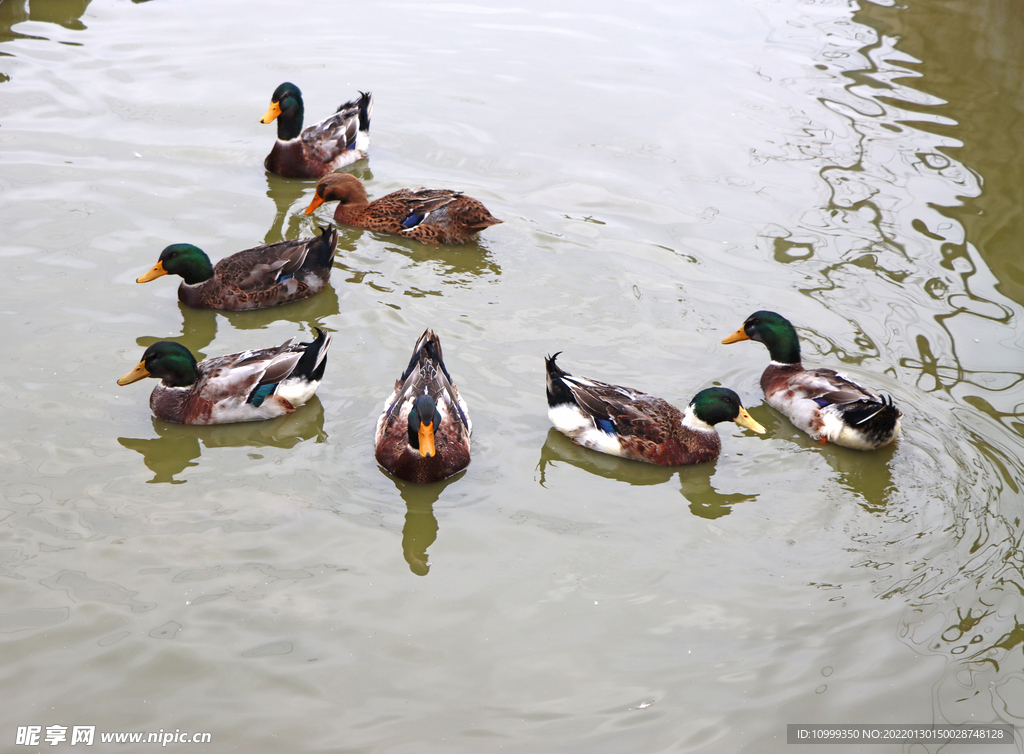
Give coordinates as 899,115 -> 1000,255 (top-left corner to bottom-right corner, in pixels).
2,0 -> 1023,751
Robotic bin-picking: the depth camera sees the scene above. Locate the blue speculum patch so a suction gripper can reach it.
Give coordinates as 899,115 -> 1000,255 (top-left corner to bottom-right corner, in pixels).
250,383 -> 276,407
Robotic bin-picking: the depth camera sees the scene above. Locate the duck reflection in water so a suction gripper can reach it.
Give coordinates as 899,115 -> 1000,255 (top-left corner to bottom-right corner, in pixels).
537,428 -> 757,520
378,236 -> 503,286
264,168 -> 335,245
118,399 -> 327,484
382,468 -> 466,576
756,409 -> 898,513
133,304 -> 218,361
0,0 -> 91,38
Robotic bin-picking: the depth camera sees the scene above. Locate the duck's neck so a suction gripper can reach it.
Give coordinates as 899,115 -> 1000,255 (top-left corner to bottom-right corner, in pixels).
330,189 -> 370,223
681,405 -> 716,434
152,358 -> 199,388
276,105 -> 303,141
762,329 -> 801,365
176,257 -> 214,286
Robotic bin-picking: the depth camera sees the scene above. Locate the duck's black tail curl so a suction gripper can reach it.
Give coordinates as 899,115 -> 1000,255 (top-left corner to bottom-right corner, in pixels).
294,328 -> 331,383
545,353 -> 579,409
308,226 -> 339,268
843,393 -> 901,436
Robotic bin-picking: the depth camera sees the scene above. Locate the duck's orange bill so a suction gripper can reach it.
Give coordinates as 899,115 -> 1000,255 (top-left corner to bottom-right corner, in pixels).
117,361 -> 150,386
418,421 -> 436,458
136,261 -> 167,283
721,327 -> 750,344
734,407 -> 766,435
260,101 -> 281,124
304,194 -> 325,215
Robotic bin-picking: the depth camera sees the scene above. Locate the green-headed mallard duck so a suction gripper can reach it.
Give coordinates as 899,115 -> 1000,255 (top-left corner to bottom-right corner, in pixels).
118,329 -> 332,425
722,310 -> 902,449
304,173 -> 501,245
375,329 -> 472,482
135,227 -> 338,311
261,83 -> 371,179
545,353 -> 765,465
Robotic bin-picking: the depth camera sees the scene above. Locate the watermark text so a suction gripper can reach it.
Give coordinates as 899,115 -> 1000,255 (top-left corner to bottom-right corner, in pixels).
16,726 -> 211,746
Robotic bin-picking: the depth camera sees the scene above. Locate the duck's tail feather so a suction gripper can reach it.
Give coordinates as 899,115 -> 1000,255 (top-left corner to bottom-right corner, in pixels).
842,393 -> 901,434
294,327 -> 332,383
545,352 -> 578,408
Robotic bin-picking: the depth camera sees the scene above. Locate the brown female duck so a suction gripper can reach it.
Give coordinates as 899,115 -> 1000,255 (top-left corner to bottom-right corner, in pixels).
305,173 -> 501,245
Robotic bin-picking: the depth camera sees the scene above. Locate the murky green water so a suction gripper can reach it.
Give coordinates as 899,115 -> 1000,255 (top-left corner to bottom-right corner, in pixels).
2,0 -> 1023,751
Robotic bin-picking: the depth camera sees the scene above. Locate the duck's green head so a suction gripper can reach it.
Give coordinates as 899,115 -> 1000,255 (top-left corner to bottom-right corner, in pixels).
137,244 -> 214,286
117,341 -> 199,388
408,395 -> 442,458
690,387 -> 765,434
722,310 -> 801,364
261,81 -> 304,140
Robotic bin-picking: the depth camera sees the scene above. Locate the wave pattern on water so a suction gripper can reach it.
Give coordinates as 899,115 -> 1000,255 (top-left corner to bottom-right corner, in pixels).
758,0 -> 1024,739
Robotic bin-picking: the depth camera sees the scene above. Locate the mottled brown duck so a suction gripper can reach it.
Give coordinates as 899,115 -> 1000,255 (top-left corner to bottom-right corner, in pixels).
305,173 -> 501,245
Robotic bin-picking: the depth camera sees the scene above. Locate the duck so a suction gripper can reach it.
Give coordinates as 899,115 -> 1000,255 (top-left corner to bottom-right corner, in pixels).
261,83 -> 371,179
117,329 -> 332,425
721,310 -> 902,449
545,353 -> 765,465
304,173 -> 502,245
135,226 -> 339,311
375,329 -> 472,483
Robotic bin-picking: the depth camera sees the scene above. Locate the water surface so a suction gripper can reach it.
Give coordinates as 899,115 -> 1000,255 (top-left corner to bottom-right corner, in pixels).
1,0 -> 1023,751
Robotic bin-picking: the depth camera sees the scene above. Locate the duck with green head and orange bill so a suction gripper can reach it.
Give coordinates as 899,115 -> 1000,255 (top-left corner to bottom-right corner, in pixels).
117,329 -> 331,425
375,329 -> 472,483
261,82 -> 371,179
135,227 -> 338,311
545,353 -> 765,465
722,310 -> 902,450
305,173 -> 501,245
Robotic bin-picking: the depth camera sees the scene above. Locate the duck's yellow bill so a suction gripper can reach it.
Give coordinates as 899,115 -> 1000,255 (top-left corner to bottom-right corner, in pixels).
136,261 -> 167,283
721,327 -> 750,344
418,422 -> 436,458
734,407 -> 766,435
260,101 -> 281,124
304,194 -> 325,215
117,361 -> 151,386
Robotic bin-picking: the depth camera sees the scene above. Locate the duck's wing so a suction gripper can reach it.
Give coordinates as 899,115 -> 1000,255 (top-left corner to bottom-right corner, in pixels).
302,91 -> 372,163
